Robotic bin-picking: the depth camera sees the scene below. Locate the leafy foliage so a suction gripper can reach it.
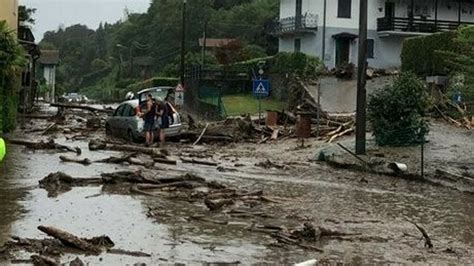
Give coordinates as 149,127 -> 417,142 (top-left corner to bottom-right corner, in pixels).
442,26 -> 474,102
401,31 -> 463,76
39,0 -> 279,101
368,72 -> 431,146
0,21 -> 27,132
271,52 -> 324,80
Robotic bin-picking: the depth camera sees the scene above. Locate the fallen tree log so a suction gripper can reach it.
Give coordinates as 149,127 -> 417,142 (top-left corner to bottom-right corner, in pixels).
153,157 -> 177,165
181,157 -> 219,166
59,156 -> 92,166
39,172 -> 102,197
410,222 -> 433,249
193,123 -> 209,145
101,171 -> 159,184
37,226 -> 102,254
51,103 -> 113,114
31,254 -> 59,266
327,127 -> 355,143
8,139 -> 81,154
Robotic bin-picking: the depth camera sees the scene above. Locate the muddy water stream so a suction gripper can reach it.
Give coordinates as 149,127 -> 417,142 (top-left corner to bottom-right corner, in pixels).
0,137 -> 474,264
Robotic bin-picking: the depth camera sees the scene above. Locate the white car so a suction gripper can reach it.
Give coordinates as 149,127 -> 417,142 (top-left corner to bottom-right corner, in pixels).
105,87 -> 182,142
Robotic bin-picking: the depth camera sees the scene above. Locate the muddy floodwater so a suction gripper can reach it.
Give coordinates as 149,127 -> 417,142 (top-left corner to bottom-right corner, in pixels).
1,135 -> 474,264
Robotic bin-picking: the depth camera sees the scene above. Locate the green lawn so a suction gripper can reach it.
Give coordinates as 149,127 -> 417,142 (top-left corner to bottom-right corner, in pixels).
221,94 -> 286,116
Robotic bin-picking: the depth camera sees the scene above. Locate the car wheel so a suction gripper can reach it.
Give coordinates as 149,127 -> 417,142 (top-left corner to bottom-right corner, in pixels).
127,129 -> 136,143
105,124 -> 112,135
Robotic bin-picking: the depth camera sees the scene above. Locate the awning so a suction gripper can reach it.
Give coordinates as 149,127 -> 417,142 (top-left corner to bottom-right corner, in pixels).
332,32 -> 358,40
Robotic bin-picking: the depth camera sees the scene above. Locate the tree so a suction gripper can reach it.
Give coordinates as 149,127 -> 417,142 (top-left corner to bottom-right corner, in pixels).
443,26 -> 474,101
368,72 -> 431,146
0,21 -> 27,131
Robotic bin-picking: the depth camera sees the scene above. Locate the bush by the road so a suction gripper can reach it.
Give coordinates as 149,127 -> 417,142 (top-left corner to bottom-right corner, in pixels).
0,21 -> 26,132
401,31 -> 461,76
368,72 -> 431,146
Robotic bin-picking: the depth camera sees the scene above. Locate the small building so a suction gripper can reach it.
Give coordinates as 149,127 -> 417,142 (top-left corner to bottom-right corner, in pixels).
275,0 -> 474,69
18,24 -> 40,111
39,50 -> 60,103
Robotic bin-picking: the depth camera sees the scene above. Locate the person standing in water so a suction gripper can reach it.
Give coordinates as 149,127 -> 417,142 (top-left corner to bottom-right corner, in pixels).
156,97 -> 170,147
142,94 -> 156,147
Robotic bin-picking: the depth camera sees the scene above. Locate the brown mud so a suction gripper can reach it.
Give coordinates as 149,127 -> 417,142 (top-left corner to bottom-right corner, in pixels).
0,104 -> 473,264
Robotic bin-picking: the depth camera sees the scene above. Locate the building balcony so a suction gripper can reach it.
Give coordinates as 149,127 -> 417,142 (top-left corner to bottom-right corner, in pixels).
271,14 -> 318,37
377,16 -> 474,36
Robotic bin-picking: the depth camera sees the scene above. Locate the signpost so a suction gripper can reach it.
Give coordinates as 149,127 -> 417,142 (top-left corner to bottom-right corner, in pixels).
252,79 -> 269,121
175,83 -> 184,106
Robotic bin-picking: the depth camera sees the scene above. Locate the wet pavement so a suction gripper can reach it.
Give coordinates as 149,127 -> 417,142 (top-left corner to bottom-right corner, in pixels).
1,127 -> 474,264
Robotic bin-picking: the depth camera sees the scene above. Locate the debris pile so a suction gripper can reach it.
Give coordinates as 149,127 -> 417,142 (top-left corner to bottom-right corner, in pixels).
0,225 -> 149,264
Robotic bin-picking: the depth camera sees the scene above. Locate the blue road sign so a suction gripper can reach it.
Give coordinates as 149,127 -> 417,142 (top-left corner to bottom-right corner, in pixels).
252,79 -> 269,97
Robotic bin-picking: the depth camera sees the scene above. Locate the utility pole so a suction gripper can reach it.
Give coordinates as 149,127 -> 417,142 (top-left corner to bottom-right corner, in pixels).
356,0 -> 368,155
201,21 -> 208,67
180,0 -> 187,86
321,0 -> 327,63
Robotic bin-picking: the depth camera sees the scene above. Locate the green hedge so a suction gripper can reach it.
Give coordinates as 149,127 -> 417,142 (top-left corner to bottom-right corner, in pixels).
401,31 -> 462,76
224,52 -> 323,79
126,77 -> 179,93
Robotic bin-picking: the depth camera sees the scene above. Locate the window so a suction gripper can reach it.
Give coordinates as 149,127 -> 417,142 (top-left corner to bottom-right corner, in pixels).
122,104 -> 134,117
113,105 -> 125,116
367,39 -> 375,59
338,0 -> 352,18
295,39 -> 301,52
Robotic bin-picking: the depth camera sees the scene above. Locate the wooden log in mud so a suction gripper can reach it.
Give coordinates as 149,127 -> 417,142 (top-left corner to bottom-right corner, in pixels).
153,157 -> 177,165
204,198 -> 235,211
37,226 -> 102,254
51,103 -> 113,114
156,173 -> 206,184
8,139 -> 81,154
59,156 -> 92,166
193,123 -> 210,145
136,181 -> 199,190
96,154 -> 154,168
410,222 -> 433,249
107,248 -> 151,258
30,254 -> 59,266
181,157 -> 219,166
101,171 -> 159,184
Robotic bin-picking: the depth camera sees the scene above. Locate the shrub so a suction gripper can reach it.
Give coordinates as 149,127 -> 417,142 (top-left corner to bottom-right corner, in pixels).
368,72 -> 431,146
271,52 -> 323,80
0,21 -> 26,132
401,31 -> 464,76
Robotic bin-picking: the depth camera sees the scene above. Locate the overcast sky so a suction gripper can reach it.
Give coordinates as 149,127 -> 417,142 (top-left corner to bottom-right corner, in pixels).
20,0 -> 151,41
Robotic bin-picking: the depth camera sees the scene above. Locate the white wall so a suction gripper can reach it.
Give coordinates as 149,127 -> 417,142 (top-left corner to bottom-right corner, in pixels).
277,0 -> 473,69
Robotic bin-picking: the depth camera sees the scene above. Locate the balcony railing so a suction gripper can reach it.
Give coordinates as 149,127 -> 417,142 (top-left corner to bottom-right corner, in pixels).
377,16 -> 474,34
272,14 -> 318,36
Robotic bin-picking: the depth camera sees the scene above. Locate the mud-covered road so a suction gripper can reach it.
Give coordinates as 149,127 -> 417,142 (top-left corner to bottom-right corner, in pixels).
0,114 -> 473,265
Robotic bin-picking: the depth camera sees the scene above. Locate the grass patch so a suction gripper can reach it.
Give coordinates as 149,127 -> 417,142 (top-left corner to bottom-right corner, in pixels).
221,94 -> 286,116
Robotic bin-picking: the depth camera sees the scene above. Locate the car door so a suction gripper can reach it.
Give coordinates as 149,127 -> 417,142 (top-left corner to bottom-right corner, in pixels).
121,104 -> 135,135
110,104 -> 126,135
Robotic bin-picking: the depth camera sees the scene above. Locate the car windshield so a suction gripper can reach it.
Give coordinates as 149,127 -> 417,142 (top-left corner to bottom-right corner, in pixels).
139,88 -> 170,103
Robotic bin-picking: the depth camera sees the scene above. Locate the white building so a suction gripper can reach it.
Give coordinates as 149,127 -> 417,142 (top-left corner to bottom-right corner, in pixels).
276,0 -> 474,69
39,50 -> 60,103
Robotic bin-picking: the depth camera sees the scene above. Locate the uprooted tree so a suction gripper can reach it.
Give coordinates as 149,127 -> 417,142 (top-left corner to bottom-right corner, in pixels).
368,72 -> 431,146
